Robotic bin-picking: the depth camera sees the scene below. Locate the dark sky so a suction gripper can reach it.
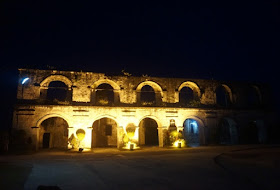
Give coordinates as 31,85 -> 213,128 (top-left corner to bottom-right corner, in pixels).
0,1 -> 279,128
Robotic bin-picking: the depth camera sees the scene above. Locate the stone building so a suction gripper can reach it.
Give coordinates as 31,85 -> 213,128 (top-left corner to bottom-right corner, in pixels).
13,68 -> 273,150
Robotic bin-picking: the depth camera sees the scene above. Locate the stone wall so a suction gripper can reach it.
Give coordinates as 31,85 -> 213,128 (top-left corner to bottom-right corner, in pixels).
17,68 -> 270,108
13,68 -> 273,150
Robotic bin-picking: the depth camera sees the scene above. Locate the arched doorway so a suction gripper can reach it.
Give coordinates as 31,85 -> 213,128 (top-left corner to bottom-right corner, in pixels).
242,121 -> 260,144
95,84 -> 114,105
39,117 -> 69,149
140,85 -> 156,106
183,119 -> 200,147
139,118 -> 159,146
92,118 -> 117,147
218,118 -> 238,145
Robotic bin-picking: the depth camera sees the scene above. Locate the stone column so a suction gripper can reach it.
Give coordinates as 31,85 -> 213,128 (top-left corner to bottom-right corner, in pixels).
139,125 -> 145,145
157,127 -> 164,147
136,91 -> 141,106
84,127 -> 93,149
135,127 -> 140,145
114,90 -> 120,105
155,92 -> 162,106
91,90 -> 96,105
117,126 -> 124,149
205,117 -> 217,144
161,126 -> 169,147
68,127 -> 75,149
31,127 -> 40,151
66,88 -> 72,102
40,88 -> 47,101
174,91 -> 179,103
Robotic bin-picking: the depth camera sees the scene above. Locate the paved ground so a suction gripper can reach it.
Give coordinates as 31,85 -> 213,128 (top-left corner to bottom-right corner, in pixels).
0,145 -> 280,190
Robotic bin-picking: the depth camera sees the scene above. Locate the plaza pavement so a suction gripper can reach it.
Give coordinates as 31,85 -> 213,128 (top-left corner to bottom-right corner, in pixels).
0,145 -> 279,190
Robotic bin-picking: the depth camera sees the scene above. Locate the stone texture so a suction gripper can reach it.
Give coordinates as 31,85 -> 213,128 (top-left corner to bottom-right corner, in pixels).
13,68 -> 273,150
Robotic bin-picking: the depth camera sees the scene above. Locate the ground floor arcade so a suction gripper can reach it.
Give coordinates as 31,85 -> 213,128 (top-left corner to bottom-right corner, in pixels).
13,106 -> 269,150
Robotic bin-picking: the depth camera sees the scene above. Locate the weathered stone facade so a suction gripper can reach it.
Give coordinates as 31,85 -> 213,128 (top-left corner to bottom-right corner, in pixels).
13,68 -> 273,150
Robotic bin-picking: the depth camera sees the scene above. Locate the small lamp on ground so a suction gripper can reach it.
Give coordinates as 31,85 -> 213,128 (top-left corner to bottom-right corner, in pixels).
129,143 -> 134,151
177,142 -> 182,148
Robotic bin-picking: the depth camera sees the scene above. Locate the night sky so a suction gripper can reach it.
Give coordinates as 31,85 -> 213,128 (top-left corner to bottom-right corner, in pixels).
0,1 -> 279,129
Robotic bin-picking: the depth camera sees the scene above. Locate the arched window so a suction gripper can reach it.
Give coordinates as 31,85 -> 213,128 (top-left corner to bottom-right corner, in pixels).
179,87 -> 194,105
216,85 -> 231,107
96,83 -> 114,105
140,85 -> 156,106
247,86 -> 261,107
178,81 -> 201,107
47,81 -> 68,102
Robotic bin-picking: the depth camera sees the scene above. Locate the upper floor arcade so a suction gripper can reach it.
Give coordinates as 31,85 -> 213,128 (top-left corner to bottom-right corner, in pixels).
16,68 -> 270,109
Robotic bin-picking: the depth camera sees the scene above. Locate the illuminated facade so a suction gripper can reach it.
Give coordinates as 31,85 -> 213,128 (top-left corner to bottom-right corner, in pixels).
13,69 -> 272,150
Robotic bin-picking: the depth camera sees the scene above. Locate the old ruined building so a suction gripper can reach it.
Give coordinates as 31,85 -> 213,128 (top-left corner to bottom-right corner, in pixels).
13,68 -> 273,150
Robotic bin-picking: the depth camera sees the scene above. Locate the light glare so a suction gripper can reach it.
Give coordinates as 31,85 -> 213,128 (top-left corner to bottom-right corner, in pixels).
22,77 -> 30,84
173,139 -> 185,148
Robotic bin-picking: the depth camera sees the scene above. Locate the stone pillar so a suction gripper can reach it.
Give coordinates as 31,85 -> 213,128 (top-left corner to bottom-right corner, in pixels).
177,126 -> 184,132
161,126 -> 169,147
84,127 -> 93,149
174,91 -> 179,103
66,88 -> 72,102
117,126 -> 124,149
68,127 -> 75,149
155,92 -> 162,106
136,91 -> 141,106
68,127 -> 75,138
135,127 -> 140,145
157,127 -> 164,147
206,117 -> 218,144
31,127 -> 40,151
40,88 -> 47,101
256,120 -> 267,143
139,125 -> 145,145
91,90 -> 96,105
114,91 -> 120,105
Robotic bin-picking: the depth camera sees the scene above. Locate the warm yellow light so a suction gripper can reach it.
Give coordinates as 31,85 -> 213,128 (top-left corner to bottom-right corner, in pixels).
76,129 -> 85,141
132,127 -> 139,141
79,148 -> 91,152
123,141 -> 139,150
173,139 -> 185,148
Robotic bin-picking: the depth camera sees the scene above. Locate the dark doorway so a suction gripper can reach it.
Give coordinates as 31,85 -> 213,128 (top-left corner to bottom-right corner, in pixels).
218,118 -> 238,145
139,118 -> 159,146
219,119 -> 231,144
42,133 -> 50,148
183,119 -> 200,147
243,121 -> 259,144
